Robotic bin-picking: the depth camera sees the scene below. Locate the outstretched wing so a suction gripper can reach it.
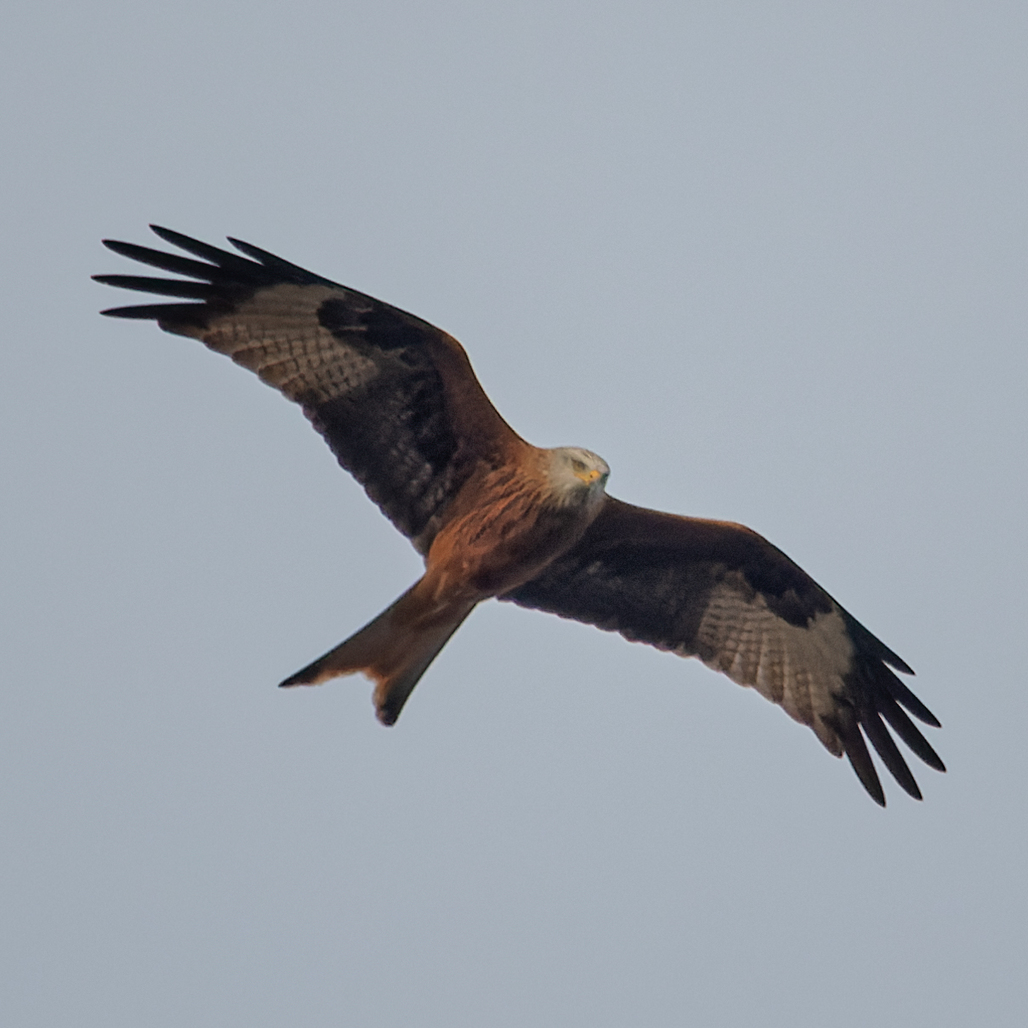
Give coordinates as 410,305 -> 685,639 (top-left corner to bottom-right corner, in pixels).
505,497 -> 944,805
95,226 -> 521,552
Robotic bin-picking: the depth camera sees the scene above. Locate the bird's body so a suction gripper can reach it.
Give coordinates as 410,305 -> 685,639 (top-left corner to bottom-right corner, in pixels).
285,445 -> 610,724
95,227 -> 944,804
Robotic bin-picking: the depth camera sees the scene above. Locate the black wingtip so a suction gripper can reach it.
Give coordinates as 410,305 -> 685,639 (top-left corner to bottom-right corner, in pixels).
227,236 -> 267,258
98,226 -> 336,296
98,304 -> 163,319
148,223 -> 186,243
847,752 -> 887,807
227,235 -> 342,286
886,656 -> 916,676
836,714 -> 888,806
101,238 -> 139,258
861,776 -> 887,807
860,710 -> 924,801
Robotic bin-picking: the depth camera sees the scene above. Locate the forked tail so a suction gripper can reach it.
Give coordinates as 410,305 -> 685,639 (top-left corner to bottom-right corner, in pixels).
279,583 -> 476,725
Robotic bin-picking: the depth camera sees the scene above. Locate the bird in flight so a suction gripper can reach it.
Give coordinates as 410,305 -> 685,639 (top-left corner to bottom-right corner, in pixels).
95,226 -> 944,805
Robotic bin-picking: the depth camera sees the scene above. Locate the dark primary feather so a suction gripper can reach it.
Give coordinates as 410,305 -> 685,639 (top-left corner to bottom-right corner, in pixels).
95,226 -> 516,550
506,498 -> 944,805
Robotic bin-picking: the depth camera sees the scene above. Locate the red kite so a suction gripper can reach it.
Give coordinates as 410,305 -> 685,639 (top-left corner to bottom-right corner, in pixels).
95,226 -> 944,804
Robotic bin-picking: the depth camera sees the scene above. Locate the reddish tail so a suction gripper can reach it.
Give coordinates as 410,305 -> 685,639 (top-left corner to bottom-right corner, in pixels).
280,583 -> 475,725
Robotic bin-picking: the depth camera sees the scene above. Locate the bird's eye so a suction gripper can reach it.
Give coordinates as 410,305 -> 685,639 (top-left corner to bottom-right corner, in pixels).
571,459 -> 587,473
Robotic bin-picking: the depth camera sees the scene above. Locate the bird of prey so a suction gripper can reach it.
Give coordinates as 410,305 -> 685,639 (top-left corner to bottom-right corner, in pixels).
95,226 -> 944,805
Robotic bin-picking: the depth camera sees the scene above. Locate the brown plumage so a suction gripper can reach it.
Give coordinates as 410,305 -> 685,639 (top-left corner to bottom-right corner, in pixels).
95,226 -> 945,805
283,450 -> 608,724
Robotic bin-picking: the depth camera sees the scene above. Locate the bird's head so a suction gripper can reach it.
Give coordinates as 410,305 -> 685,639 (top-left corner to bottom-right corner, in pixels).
544,446 -> 610,508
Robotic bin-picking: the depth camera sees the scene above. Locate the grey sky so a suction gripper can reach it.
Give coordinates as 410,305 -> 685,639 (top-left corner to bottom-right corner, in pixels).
2,2 -> 1026,1025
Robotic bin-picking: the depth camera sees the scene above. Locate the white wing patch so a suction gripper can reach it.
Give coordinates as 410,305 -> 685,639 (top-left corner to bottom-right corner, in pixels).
188,284 -> 380,404
691,577 -> 855,754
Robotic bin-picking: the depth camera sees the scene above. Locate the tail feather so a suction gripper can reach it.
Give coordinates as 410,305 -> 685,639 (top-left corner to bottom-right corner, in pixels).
280,583 -> 476,725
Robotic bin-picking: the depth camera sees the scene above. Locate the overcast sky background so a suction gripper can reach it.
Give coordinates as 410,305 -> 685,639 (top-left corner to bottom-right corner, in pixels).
2,2 -> 1026,1025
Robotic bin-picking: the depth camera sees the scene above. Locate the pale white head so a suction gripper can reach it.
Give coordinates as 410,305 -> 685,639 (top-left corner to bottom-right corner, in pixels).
544,446 -> 610,509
